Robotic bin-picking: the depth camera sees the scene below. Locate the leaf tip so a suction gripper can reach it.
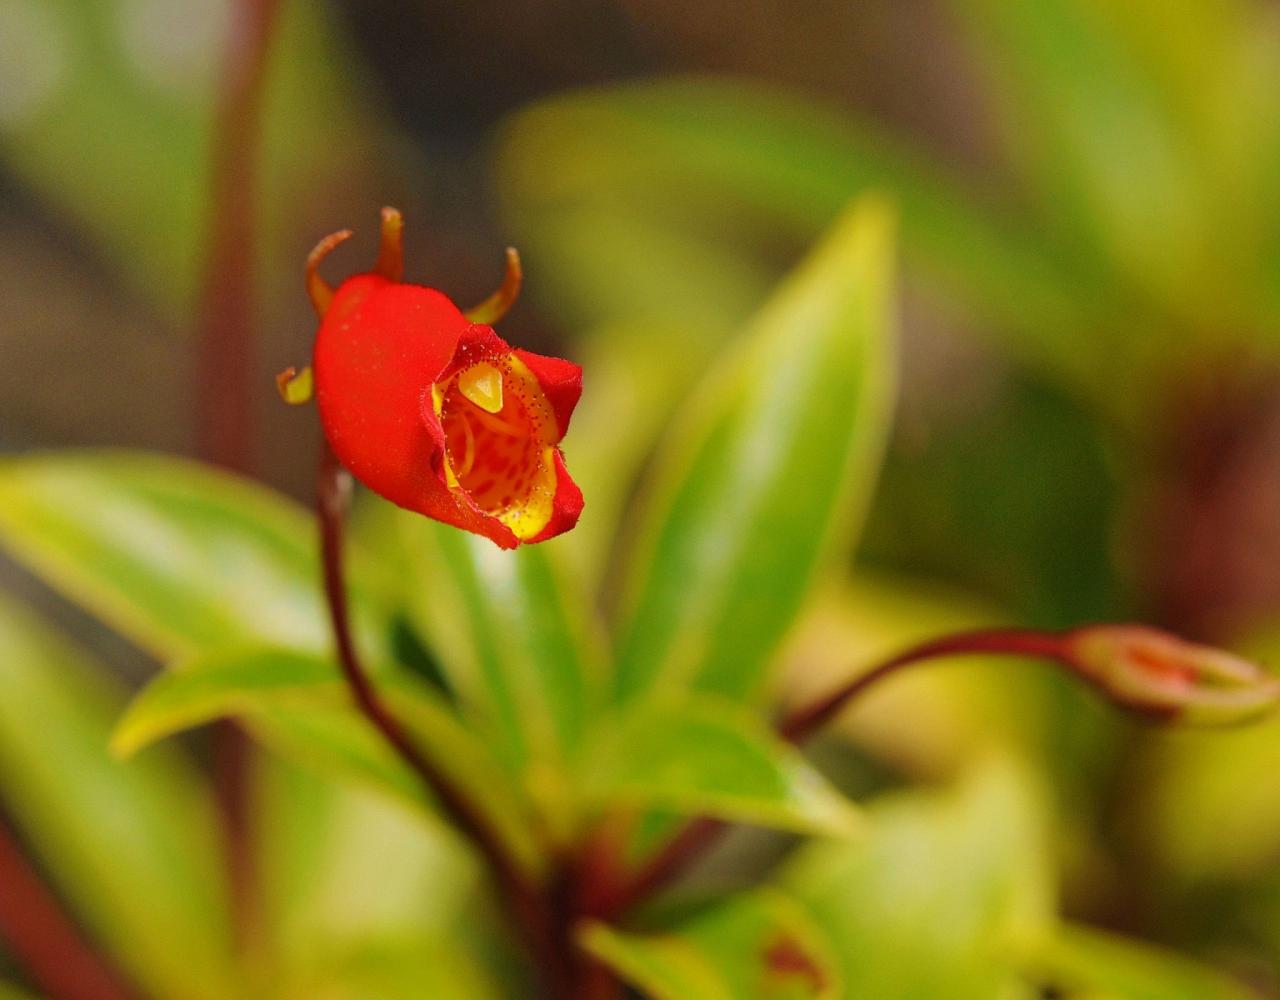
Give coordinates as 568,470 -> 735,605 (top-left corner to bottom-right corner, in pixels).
107,714 -> 150,760
107,731 -> 139,761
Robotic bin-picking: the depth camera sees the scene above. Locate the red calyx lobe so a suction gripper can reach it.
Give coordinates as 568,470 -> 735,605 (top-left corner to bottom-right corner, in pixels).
313,273 -> 583,548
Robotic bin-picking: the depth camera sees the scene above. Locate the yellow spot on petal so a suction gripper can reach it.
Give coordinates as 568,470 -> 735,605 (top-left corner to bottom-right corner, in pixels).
458,362 -> 504,414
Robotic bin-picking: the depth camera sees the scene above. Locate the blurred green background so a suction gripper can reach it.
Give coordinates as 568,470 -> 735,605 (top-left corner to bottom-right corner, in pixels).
3,0 -> 1280,996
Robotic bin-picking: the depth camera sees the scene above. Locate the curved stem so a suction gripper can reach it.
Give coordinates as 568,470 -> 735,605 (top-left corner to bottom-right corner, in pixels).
581,814 -> 725,921
778,628 -> 1070,743
596,628 -> 1073,920
315,443 -> 569,995
0,817 -> 135,1000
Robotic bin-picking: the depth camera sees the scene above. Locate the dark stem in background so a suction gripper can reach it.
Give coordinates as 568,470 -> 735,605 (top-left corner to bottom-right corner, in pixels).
576,958 -> 626,1000
195,0 -> 280,465
192,0 -> 283,943
315,442 -> 573,997
0,818 -> 135,1000
589,629 -> 1072,919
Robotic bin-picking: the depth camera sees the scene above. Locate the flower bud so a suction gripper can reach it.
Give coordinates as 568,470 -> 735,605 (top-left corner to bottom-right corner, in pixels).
1064,625 -> 1280,725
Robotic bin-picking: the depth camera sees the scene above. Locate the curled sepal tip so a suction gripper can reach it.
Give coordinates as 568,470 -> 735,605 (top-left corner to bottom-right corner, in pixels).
276,365 -> 314,404
465,247 -> 523,325
1066,625 -> 1280,725
374,206 -> 404,282
306,228 -> 354,318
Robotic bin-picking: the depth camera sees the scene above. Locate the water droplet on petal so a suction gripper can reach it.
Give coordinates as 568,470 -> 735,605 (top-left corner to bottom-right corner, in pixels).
459,361 -> 504,414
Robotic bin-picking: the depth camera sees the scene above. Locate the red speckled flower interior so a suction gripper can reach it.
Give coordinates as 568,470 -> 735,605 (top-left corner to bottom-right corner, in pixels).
438,350 -> 559,541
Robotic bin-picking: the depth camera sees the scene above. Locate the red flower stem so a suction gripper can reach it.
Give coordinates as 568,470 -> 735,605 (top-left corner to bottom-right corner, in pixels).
595,628 -> 1073,919
0,817 -> 135,1000
581,813 -> 726,920
315,443 -> 570,995
778,627 -> 1070,743
193,0 -> 283,946
576,957 -> 625,1000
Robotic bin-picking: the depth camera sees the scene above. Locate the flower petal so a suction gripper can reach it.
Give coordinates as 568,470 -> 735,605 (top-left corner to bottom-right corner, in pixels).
528,449 -> 584,543
314,274 -> 469,516
514,349 -> 583,440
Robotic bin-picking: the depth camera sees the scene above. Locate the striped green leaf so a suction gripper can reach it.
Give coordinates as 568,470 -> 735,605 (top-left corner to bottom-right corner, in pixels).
0,596 -> 237,999
395,513 -> 601,829
0,450 -> 391,663
253,757 -> 515,998
497,77 -> 1109,392
613,198 -> 895,703
579,890 -> 839,1000
111,645 -> 542,876
1025,924 -> 1259,1000
579,698 -> 860,836
781,754 -> 1054,1000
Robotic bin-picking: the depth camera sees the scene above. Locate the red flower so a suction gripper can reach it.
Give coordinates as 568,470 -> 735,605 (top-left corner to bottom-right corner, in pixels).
280,209 -> 583,548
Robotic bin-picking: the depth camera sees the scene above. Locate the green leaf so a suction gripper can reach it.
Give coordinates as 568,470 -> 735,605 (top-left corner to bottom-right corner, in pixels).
580,889 -> 839,1000
111,645 -> 542,876
254,757 -> 516,998
553,322 -> 736,586
579,698 -> 860,836
947,0 -> 1274,342
247,701 -> 425,810
0,595 -> 237,999
0,984 -> 39,1000
613,198 -> 896,703
781,754 -> 1054,1000
497,77 -> 1109,393
1026,924 -> 1259,1000
395,512 -> 602,811
1131,718 -> 1280,882
110,646 -> 345,758
0,450 -> 390,662
1127,631 -> 1280,881
282,944 -> 512,1000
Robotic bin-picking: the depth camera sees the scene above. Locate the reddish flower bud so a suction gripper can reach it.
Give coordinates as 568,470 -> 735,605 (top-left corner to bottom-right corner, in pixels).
291,209 -> 583,549
1064,625 -> 1280,725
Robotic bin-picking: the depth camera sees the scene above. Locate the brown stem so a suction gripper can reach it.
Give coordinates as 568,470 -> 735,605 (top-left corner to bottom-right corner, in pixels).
581,814 -> 726,921
576,956 -> 626,1000
315,443 -> 570,995
0,818 -> 135,1000
194,0 -> 281,469
210,719 -> 253,948
193,0 -> 283,945
595,628 -> 1073,919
